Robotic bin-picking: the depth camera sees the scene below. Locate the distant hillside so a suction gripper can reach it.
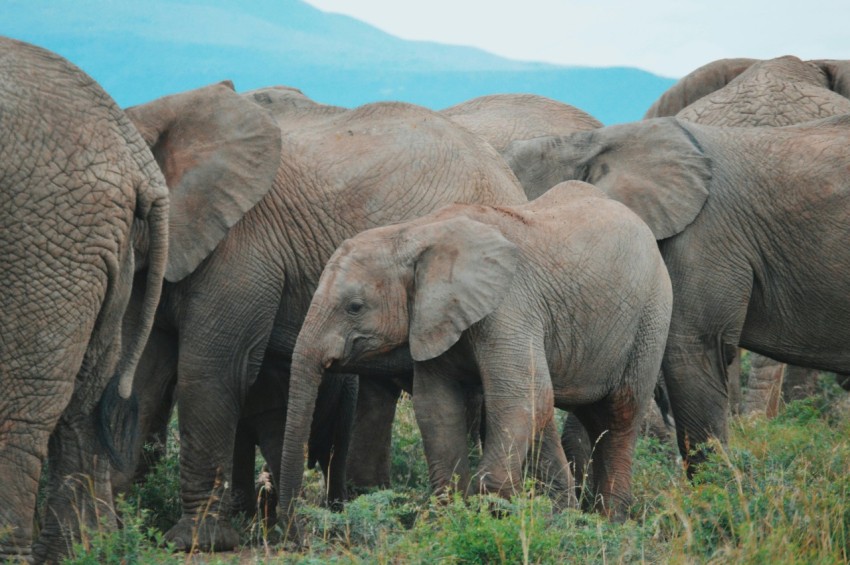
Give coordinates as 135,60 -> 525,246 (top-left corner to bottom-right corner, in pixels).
1,0 -> 676,124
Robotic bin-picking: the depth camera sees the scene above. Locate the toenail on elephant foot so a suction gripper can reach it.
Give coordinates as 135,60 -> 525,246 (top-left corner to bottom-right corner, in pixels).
164,515 -> 240,553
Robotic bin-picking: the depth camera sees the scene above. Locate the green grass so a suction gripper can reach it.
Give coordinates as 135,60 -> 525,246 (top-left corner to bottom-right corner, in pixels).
65,375 -> 850,564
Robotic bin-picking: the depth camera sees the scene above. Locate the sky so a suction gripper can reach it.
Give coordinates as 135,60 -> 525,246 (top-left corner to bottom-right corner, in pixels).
304,0 -> 850,78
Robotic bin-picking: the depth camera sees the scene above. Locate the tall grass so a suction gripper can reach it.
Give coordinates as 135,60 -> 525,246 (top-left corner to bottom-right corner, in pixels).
65,375 -> 850,564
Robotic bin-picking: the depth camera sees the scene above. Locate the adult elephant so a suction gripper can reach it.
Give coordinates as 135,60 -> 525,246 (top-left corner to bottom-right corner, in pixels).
121,90 -> 526,550
645,55 -> 850,416
644,56 -> 850,121
111,86 -> 360,523
0,38 -> 170,562
441,93 -> 602,152
503,114 -> 850,471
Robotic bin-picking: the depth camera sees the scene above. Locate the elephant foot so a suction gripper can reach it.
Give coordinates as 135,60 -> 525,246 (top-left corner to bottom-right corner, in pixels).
164,514 -> 240,553
30,535 -> 66,565
0,545 -> 33,565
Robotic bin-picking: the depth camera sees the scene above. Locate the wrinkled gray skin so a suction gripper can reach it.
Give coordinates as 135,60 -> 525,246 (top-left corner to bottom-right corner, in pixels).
0,38 -> 170,562
441,93 -> 602,152
503,115 -> 850,472
645,55 -> 850,417
119,90 -> 526,551
283,181 -> 672,523
112,87 -> 362,528
440,94 -> 678,468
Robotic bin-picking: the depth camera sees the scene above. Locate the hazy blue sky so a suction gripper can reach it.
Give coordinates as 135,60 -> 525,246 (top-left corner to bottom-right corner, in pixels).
304,0 -> 850,77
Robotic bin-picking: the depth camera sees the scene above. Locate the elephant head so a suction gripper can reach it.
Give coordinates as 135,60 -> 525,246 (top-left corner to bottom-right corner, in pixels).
503,118 -> 711,239
279,214 -> 518,524
125,80 -> 282,283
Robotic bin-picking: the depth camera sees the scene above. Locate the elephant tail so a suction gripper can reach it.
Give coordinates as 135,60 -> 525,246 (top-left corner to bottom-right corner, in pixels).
98,181 -> 170,470
96,374 -> 140,471
116,187 -> 170,399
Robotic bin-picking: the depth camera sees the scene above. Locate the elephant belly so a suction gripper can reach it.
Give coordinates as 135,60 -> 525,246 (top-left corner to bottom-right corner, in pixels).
741,295 -> 850,373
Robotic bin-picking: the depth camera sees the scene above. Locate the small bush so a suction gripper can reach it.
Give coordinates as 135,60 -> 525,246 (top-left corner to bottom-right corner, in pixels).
128,441 -> 182,534
65,498 -> 177,565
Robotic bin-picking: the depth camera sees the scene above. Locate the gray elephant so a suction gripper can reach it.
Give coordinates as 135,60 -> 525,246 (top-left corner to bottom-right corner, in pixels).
645,55 -> 850,417
503,114 -> 850,471
644,56 -> 850,121
281,180 -> 672,523
112,87 -> 361,525
441,93 -> 602,152
0,38 -> 170,562
117,88 -> 526,550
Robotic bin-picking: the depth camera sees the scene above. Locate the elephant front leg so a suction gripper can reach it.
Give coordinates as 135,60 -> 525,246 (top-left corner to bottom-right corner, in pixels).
664,333 -> 737,475
347,378 -> 401,493
164,371 -> 242,553
412,361 -> 472,497
474,336 -> 553,501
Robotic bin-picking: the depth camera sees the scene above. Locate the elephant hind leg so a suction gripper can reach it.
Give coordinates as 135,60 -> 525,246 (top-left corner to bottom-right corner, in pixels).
560,411 -> 593,509
528,418 -> 577,511
572,392 -> 642,522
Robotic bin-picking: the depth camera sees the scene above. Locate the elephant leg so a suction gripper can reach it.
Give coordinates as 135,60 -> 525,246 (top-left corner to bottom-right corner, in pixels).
742,352 -> 785,417
572,390 -> 643,522
665,333 -> 740,475
164,316 -> 274,553
34,414 -> 117,563
0,376 -> 72,560
781,364 -> 820,403
165,361 -> 245,552
323,375 -> 358,509
35,268 -> 133,563
412,361 -> 472,497
346,378 -> 401,494
836,373 -> 850,391
253,414 -> 282,527
560,411 -> 593,507
474,334 -> 553,501
231,418 -> 260,518
726,349 -> 742,416
529,418 -> 576,511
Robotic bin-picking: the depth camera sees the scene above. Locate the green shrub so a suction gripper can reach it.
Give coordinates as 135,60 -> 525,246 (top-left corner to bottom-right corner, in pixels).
127,441 -> 182,534
65,498 -> 177,565
656,399 -> 850,563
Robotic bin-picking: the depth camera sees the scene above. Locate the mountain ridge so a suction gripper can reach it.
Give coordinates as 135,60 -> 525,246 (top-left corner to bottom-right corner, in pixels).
1,0 -> 676,123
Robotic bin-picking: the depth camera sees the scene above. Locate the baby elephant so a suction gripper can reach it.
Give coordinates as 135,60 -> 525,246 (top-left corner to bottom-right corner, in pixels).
285,180 -> 672,520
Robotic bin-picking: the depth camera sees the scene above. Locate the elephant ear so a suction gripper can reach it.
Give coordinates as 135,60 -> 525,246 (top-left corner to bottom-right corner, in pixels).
812,59 -> 850,100
580,119 -> 711,240
126,81 -> 282,282
407,216 -> 519,362
644,58 -> 758,118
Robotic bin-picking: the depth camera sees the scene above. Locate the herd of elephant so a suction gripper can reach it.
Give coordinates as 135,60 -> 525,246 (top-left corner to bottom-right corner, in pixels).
3,35 -> 850,562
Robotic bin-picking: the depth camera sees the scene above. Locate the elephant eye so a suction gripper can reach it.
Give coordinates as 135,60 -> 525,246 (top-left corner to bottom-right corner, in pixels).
346,300 -> 364,316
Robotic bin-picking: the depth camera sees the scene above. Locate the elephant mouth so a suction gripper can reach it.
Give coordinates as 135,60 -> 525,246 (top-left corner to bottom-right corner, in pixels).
333,334 -> 403,371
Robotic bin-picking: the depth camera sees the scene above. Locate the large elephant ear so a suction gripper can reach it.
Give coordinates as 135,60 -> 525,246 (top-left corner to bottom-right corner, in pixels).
644,58 -> 758,118
126,81 -> 282,282
407,216 -> 519,362
580,119 -> 711,239
812,59 -> 850,100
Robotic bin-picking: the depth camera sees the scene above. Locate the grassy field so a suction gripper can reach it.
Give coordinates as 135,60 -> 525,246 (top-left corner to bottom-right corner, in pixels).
65,374 -> 850,564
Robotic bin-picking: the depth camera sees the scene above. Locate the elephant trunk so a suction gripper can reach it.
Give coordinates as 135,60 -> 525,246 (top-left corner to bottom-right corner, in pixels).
278,310 -> 338,534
